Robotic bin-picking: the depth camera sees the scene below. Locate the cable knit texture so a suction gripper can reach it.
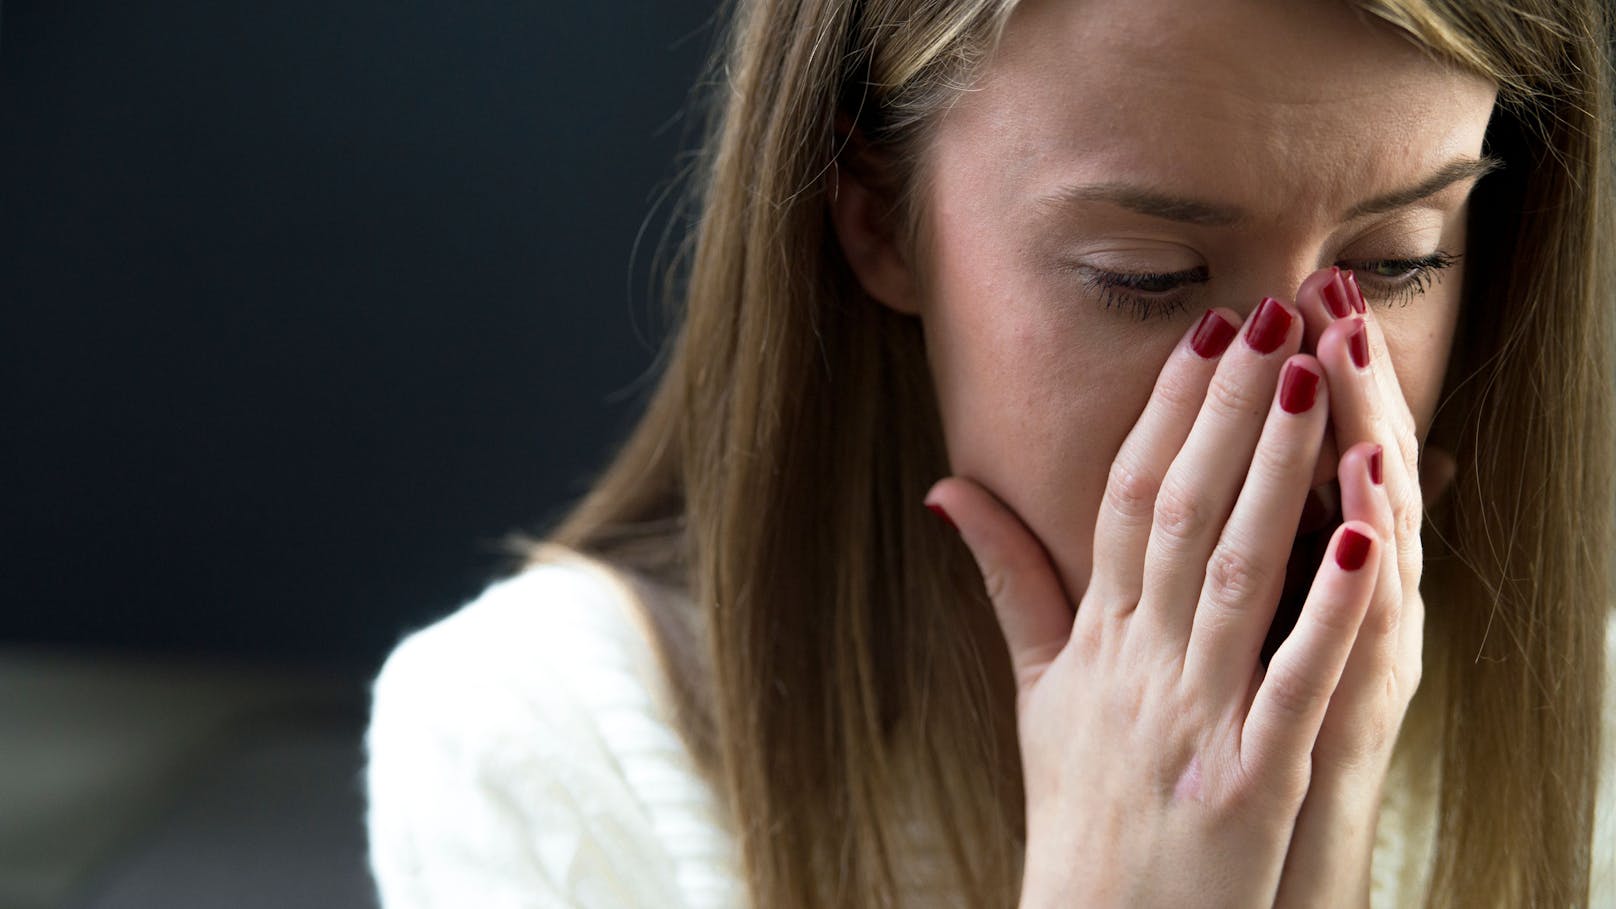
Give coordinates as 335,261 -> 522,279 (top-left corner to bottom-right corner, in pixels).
366,558 -> 1616,908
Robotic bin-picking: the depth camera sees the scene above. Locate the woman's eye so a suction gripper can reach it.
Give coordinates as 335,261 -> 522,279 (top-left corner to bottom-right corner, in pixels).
1077,265 -> 1209,321
1340,250 -> 1461,307
1073,249 -> 1459,321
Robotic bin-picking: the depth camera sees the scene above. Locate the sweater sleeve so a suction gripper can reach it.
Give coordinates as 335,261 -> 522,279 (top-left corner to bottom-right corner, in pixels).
363,561 -> 745,909
1592,609 -> 1616,902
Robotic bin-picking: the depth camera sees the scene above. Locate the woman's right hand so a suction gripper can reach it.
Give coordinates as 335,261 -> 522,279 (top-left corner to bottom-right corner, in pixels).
925,296 -> 1389,907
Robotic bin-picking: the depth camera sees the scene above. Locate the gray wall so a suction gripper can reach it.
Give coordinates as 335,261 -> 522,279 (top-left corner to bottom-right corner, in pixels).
2,0 -> 722,669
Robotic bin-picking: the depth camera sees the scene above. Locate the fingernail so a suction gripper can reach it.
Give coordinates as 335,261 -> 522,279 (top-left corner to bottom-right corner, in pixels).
1279,362 -> 1320,413
1335,527 -> 1372,571
1368,445 -> 1384,485
1321,270 -> 1352,319
1190,309 -> 1238,358
1343,270 -> 1367,314
925,502 -> 957,531
1244,297 -> 1293,354
1349,318 -> 1369,369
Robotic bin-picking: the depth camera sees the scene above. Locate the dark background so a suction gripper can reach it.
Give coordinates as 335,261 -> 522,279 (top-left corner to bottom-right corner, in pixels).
3,0 -> 721,672
1,6 -> 720,907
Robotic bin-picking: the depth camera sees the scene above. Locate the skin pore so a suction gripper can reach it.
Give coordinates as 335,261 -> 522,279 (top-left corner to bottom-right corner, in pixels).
838,0 -> 1498,606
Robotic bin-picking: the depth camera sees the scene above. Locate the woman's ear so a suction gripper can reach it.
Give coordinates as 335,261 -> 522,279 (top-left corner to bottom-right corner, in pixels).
826,120 -> 921,316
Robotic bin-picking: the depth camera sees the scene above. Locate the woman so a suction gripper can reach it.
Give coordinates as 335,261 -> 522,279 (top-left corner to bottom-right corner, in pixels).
365,0 -> 1616,905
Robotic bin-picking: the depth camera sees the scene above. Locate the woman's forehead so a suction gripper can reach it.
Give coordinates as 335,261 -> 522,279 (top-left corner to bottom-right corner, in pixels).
990,0 -> 1443,89
932,0 -> 1497,227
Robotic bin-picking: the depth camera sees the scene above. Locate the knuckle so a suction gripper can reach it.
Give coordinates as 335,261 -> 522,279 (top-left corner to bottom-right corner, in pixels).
1206,373 -> 1263,421
1227,759 -> 1309,814
1203,541 -> 1272,607
1395,423 -> 1420,468
1249,438 -> 1296,488
1398,540 -> 1425,589
1263,666 -> 1329,721
1392,494 -> 1424,543
1152,363 -> 1203,413
1153,477 -> 1212,542
1105,456 -> 1159,524
1309,592 -> 1367,638
1371,400 -> 1420,468
1272,771 -> 1311,808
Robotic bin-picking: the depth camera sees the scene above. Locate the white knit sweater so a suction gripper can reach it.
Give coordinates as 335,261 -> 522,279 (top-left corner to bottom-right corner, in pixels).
365,556 -> 1616,908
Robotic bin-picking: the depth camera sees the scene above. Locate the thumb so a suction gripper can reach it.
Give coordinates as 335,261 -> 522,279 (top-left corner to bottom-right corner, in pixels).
925,476 -> 1075,692
1419,444 -> 1458,509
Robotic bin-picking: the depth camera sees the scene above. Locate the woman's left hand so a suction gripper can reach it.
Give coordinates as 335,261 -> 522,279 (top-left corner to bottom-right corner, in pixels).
1271,268 -> 1457,908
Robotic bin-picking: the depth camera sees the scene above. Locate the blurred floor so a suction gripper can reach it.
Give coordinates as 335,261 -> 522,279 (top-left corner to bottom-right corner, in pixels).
0,648 -> 376,909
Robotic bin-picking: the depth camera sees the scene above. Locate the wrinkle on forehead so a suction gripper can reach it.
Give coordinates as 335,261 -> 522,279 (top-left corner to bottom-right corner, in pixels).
989,0 -> 1444,106
937,0 -> 1495,229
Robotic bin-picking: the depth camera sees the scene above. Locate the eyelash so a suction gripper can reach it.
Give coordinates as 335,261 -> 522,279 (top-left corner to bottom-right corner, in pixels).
1082,250 -> 1462,322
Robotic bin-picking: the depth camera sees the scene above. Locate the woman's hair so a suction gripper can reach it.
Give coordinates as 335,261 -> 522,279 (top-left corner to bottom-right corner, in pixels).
514,0 -> 1615,904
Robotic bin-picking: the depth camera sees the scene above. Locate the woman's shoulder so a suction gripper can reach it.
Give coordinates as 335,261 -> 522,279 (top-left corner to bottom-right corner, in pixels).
368,555 -> 669,772
365,550 -> 745,908
372,552 -> 659,700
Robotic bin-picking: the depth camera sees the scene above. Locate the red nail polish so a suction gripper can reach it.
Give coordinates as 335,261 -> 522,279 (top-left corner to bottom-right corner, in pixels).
1244,297 -> 1293,354
1321,272 -> 1352,319
926,502 -> 957,530
1349,319 -> 1369,369
1368,445 -> 1384,485
1279,362 -> 1320,414
1335,527 -> 1372,571
1190,309 -> 1238,358
1342,270 -> 1367,313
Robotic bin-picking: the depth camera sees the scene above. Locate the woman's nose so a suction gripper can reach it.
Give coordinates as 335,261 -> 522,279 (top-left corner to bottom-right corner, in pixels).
1227,265 -> 1342,333
1220,265 -> 1349,495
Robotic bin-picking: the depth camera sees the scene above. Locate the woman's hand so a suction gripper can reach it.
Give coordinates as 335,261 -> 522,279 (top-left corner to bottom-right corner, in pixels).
926,294 -> 1393,907
1270,268 -> 1449,908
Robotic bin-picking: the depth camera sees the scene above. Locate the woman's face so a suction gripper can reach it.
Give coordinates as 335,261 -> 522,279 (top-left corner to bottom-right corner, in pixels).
905,0 -> 1497,598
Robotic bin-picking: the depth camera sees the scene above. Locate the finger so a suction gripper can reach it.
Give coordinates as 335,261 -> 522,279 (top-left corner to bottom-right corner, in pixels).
1335,442 -> 1399,641
1315,307 -> 1423,583
1294,266 -> 1355,354
1240,521 -> 1379,782
1316,441 -> 1420,771
1292,262 -> 1409,475
1342,270 -> 1419,470
1314,294 -> 1429,704
1134,297 -> 1303,651
924,477 -> 1073,693
1182,355 -> 1330,697
1088,308 -> 1242,615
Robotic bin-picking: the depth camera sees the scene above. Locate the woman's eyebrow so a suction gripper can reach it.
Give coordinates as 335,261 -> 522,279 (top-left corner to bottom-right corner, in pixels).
1345,154 -> 1503,217
1034,183 -> 1244,226
1035,154 -> 1505,227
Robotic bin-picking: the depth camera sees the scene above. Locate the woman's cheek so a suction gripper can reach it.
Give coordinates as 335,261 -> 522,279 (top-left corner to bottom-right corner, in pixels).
933,308 -> 1163,596
1377,288 -> 1463,443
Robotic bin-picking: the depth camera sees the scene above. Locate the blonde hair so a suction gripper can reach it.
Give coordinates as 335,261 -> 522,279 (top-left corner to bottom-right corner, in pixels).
513,0 -> 1615,904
